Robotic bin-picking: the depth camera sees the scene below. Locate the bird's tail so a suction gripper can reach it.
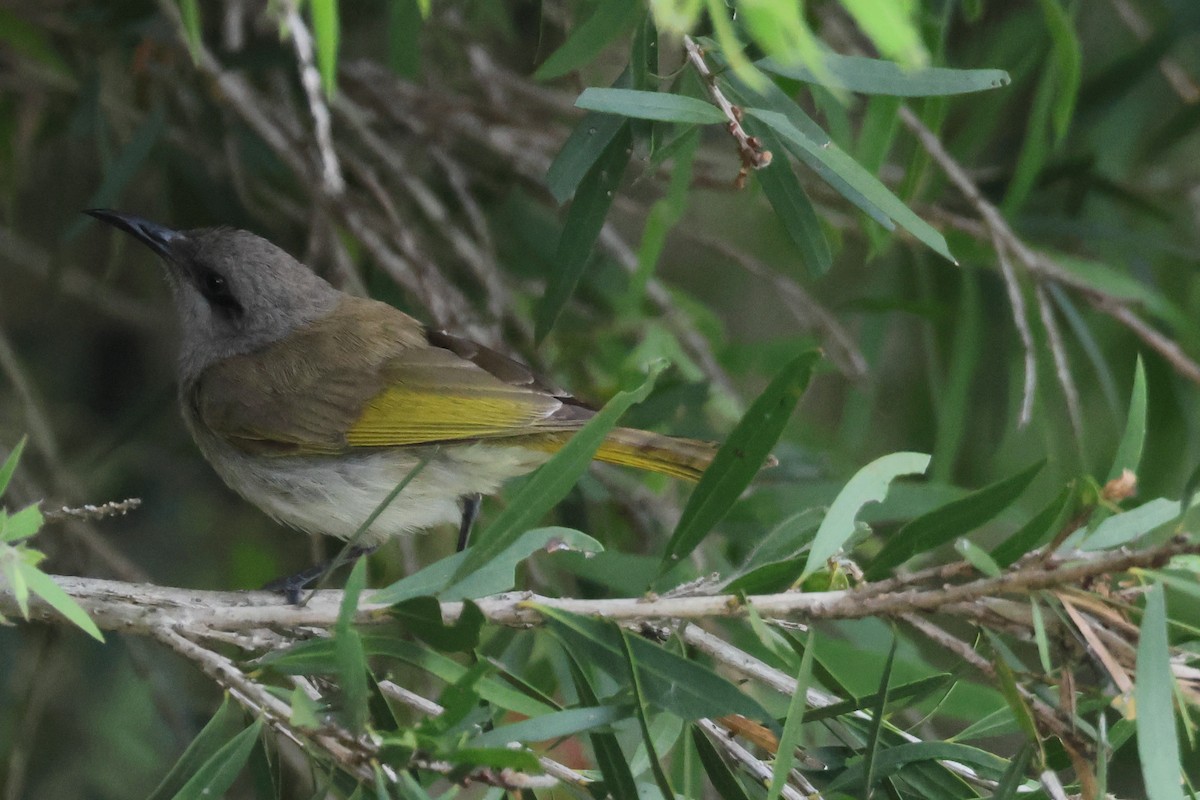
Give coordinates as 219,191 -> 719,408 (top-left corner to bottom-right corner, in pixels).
593,427 -> 720,482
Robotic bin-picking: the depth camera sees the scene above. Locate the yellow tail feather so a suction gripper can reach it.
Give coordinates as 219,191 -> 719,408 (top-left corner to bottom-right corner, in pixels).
592,427 -> 719,482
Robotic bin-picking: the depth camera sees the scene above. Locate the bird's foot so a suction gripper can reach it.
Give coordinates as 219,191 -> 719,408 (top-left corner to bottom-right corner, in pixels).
262,544 -> 378,604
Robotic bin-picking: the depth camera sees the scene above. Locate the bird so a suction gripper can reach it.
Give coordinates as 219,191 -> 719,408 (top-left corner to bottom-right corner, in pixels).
86,209 -> 719,595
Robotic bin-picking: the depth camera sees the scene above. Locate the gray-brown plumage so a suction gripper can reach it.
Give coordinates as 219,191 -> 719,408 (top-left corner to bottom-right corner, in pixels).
87,209 -> 718,558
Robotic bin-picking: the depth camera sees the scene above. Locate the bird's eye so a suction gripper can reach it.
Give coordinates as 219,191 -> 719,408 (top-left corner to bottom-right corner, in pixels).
196,267 -> 243,317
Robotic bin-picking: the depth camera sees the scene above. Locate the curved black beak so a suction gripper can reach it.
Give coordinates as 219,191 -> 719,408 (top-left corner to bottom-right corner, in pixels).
85,209 -> 182,258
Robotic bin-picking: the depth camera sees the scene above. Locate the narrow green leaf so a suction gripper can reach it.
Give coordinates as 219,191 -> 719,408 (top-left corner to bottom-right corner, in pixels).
568,656 -> 640,800
576,88 -> 726,124
760,52 -> 1010,96
730,508 -> 824,580
746,121 -> 832,276
745,108 -> 956,264
703,0 -> 763,89
1036,0 -> 1081,143
170,718 -> 264,800
692,726 -> 753,800
534,0 -> 639,80
955,538 -> 1001,577
991,742 -> 1034,800
15,562 -> 103,641
467,705 -> 627,749
804,452 -> 931,578
1109,356 -> 1148,482
1,559 -> 29,618
534,124 -> 632,343
334,559 -> 370,733
627,127 -> 698,304
370,527 -> 603,605
539,607 -> 777,727
990,487 -> 1072,568
178,0 -> 202,63
620,629 -> 675,800
0,437 -> 27,498
1082,498 -> 1179,551
839,0 -> 929,66
310,0 -> 340,97
1030,597 -> 1053,674
385,0 -> 422,78
546,110 -> 627,205
767,628 -> 815,800
1137,585 -> 1185,800
261,636 -> 554,717
867,460 -> 1044,580
661,351 -> 819,573
803,674 -> 954,723
147,698 -> 245,800
2,503 -> 43,543
826,742 -> 1007,792
861,636 -> 899,794
453,361 -> 660,581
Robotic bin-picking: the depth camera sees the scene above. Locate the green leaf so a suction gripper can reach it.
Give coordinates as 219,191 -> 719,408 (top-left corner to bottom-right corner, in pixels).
767,628 -> 815,800
534,0 -> 640,80
627,127 -> 698,304
16,562 -> 103,641
539,607 -> 777,727
170,718 -> 264,800
1109,356 -> 1148,482
1030,597 -> 1053,674
467,704 -> 626,749
569,656 -> 640,800
955,538 -> 1001,577
453,363 -> 660,581
310,0 -> 340,98
261,637 -> 554,718
2,503 -> 43,543
441,747 -> 541,773
620,629 -> 675,800
371,527 -> 603,605
575,88 -> 726,124
703,0 -> 764,89
389,597 -> 483,652
990,487 -> 1072,568
804,452 -> 931,579
1081,498 -> 1179,551
289,686 -> 322,729
692,726 -> 753,800
866,461 -> 1044,580
839,0 -> 929,66
861,636 -> 898,794
0,437 -> 27,498
147,697 -> 245,800
334,559 -> 370,733
760,51 -> 1010,96
826,742 -> 1007,792
546,110 -> 628,205
1036,0 -> 1081,143
744,108 -> 956,264
1,558 -> 29,618
991,742 -> 1034,800
661,351 -> 819,573
746,121 -> 832,276
534,123 -> 632,342
1136,585 -> 1185,800
178,0 -> 202,64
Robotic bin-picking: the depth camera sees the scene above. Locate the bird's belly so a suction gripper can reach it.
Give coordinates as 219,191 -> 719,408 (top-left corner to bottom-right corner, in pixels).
199,442 -> 551,544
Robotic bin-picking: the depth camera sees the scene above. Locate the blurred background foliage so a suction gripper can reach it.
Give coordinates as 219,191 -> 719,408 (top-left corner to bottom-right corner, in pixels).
1,0 -> 1199,798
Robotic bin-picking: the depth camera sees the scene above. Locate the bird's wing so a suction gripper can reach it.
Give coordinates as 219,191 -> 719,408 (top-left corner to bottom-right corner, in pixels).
189,297 -> 588,455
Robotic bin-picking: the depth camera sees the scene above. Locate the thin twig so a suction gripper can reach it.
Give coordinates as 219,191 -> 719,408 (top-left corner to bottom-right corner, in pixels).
43,498 -> 142,522
1035,283 -> 1083,441
682,35 -> 772,186
992,236 -> 1037,426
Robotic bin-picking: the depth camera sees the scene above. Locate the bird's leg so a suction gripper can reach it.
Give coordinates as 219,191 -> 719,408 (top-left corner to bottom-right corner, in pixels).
262,544 -> 378,604
457,493 -> 482,552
